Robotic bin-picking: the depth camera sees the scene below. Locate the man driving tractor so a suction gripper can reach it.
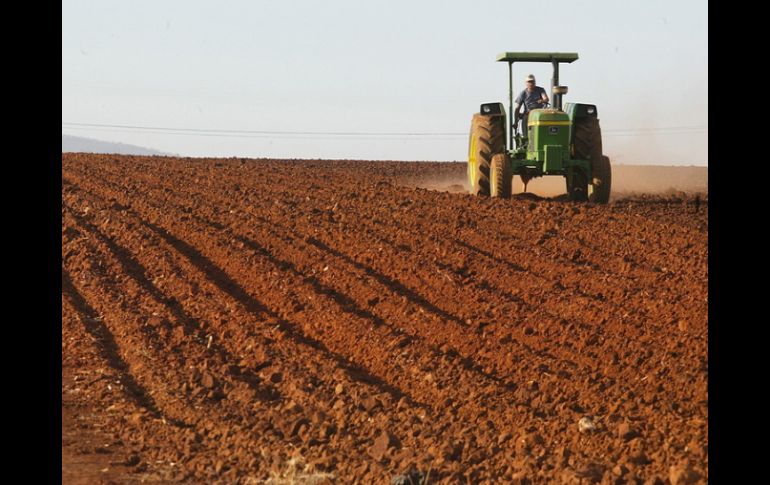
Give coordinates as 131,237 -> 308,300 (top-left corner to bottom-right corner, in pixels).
513,74 -> 549,137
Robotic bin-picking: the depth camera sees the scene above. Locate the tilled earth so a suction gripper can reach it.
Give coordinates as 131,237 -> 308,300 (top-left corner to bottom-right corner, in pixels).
61,154 -> 708,484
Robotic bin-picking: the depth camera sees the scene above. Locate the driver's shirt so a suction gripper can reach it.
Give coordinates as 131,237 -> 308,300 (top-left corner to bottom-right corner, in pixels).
515,86 -> 548,112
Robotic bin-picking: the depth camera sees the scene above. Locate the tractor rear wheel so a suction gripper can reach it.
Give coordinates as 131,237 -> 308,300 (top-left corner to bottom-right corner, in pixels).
589,155 -> 612,203
468,114 -> 505,196
490,153 -> 512,198
573,117 -> 611,204
574,117 -> 603,163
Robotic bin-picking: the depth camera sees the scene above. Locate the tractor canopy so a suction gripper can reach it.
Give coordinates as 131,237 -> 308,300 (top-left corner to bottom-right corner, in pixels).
496,52 -> 579,63
496,52 -> 579,144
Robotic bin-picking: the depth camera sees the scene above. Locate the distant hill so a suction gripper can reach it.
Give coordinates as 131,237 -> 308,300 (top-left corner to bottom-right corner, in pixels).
62,135 -> 170,156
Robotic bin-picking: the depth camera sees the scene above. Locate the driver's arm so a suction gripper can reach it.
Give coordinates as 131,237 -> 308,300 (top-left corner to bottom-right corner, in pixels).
513,102 -> 522,130
513,90 -> 525,119
540,89 -> 550,104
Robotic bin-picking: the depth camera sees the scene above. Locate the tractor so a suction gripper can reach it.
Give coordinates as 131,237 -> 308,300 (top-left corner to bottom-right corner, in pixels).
467,52 -> 611,203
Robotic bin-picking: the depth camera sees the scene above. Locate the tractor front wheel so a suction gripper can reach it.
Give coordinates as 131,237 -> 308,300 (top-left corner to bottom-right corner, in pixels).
590,155 -> 612,203
567,169 -> 589,201
490,154 -> 512,198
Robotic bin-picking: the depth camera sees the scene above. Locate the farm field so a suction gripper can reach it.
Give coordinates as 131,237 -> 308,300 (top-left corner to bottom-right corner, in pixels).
62,154 -> 707,484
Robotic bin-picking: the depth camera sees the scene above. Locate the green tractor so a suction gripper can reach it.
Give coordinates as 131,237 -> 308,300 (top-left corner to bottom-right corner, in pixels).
468,52 -> 611,203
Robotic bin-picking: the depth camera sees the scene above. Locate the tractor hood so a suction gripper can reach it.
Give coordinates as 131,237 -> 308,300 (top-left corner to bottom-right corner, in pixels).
527,109 -> 571,126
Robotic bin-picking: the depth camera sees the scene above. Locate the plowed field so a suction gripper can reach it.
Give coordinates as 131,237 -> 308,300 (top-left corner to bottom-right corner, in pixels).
62,154 -> 707,484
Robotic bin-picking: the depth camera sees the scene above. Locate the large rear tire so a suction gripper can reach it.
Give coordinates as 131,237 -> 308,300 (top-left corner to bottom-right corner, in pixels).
574,117 -> 603,162
573,117 -> 611,204
468,114 -> 505,196
490,153 -> 512,198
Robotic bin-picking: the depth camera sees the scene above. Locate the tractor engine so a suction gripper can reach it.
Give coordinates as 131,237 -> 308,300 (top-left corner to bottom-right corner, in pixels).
526,110 -> 571,173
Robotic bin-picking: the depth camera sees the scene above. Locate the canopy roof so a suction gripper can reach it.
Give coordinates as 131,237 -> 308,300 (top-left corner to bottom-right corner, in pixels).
495,52 -> 579,63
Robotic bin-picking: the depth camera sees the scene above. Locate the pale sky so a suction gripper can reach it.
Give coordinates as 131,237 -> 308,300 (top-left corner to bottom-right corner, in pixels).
62,0 -> 707,165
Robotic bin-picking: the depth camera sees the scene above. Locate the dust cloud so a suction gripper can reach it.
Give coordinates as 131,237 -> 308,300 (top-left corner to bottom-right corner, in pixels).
410,164 -> 707,200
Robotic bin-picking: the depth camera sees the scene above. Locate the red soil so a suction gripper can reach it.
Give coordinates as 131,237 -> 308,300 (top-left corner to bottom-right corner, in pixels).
62,154 -> 707,484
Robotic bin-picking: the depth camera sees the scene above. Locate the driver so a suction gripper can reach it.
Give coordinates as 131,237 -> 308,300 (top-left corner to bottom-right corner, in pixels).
513,74 -> 549,137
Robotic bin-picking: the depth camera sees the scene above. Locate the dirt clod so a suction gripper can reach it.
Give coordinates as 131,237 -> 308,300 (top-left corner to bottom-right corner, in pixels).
200,372 -> 216,389
369,431 -> 400,462
617,421 -> 640,441
669,462 -> 701,485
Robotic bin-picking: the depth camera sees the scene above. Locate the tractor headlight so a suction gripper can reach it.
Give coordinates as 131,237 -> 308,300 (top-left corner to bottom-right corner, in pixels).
479,102 -> 505,116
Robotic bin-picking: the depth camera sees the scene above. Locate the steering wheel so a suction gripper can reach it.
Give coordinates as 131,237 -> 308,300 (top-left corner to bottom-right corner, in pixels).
526,101 -> 550,111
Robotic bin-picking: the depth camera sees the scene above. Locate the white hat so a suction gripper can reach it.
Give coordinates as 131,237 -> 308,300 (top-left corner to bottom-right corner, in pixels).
526,74 -> 536,83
